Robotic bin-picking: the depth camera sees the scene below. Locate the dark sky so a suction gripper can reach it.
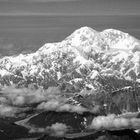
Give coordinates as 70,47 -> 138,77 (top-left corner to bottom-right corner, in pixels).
0,0 -> 140,16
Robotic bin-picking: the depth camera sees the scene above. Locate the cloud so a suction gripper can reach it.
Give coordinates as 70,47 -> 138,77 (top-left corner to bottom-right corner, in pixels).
0,86 -> 62,108
0,0 -> 140,16
37,99 -> 88,114
27,0 -> 79,2
1,86 -> 62,106
89,114 -> 140,130
0,97 -> 9,104
1,86 -> 46,106
1,86 -> 89,114
0,85 -> 102,115
0,85 -> 101,117
0,0 -> 80,2
29,123 -> 68,137
0,104 -> 17,117
0,104 -> 29,117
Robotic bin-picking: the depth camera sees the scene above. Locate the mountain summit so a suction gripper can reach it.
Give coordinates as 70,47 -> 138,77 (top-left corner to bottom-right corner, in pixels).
0,26 -> 140,90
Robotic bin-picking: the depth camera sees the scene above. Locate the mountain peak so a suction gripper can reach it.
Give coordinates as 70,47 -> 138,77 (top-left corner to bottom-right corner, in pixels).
101,28 -> 129,42
72,26 -> 97,34
101,28 -> 140,51
65,26 -> 98,42
63,27 -> 101,52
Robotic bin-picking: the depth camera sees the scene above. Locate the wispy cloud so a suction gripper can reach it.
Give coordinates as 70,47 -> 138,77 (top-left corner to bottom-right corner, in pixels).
26,0 -> 80,2
0,0 -> 140,16
37,100 -> 88,114
0,0 -> 80,2
29,123 -> 68,137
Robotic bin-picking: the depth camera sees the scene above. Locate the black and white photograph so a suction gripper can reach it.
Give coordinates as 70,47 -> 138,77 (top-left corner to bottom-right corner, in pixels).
0,0 -> 140,139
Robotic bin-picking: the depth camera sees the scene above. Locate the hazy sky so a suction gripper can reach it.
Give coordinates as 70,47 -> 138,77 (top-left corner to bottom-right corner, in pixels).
0,0 -> 140,16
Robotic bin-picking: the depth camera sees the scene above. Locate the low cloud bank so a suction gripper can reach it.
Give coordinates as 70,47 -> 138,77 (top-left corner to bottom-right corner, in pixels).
1,86 -> 46,106
0,104 -> 17,117
89,114 -> 140,130
0,86 -> 63,117
0,86 -> 64,106
29,123 -> 68,137
0,86 -> 94,117
37,100 -> 88,114
0,104 -> 29,117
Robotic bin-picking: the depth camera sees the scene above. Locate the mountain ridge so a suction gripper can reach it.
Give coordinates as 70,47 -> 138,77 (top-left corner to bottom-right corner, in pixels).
0,26 -> 140,90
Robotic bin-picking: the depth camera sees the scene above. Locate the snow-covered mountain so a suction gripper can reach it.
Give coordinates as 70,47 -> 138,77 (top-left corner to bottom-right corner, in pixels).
1,26 -> 140,139
0,26 -> 140,92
